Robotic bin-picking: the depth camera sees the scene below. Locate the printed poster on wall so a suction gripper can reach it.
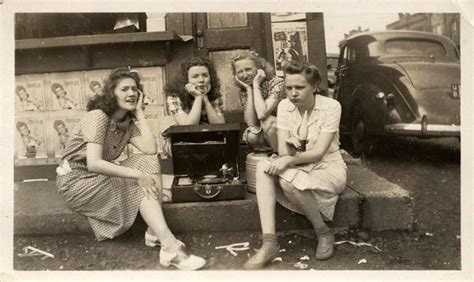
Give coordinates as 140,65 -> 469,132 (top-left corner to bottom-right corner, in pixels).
47,113 -> 83,158
45,72 -> 83,110
136,67 -> 165,106
270,13 -> 306,22
271,22 -> 309,76
15,76 -> 45,112
15,115 -> 47,159
83,69 -> 111,103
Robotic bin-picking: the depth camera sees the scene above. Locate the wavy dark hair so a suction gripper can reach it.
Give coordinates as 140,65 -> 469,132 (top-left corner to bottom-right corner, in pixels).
164,57 -> 221,111
86,67 -> 144,117
230,51 -> 276,89
283,61 -> 322,94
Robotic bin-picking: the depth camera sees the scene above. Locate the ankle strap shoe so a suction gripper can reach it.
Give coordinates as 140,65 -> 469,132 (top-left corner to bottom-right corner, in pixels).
145,231 -> 160,247
159,241 -> 206,270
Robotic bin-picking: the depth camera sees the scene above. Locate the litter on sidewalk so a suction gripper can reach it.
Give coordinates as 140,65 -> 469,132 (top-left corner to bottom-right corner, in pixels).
357,258 -> 367,264
293,261 -> 308,269
335,240 -> 382,252
18,246 -> 54,259
215,242 -> 249,256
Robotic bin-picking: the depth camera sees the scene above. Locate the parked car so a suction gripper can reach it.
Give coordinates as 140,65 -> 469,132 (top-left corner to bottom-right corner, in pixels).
334,30 -> 460,154
326,53 -> 339,88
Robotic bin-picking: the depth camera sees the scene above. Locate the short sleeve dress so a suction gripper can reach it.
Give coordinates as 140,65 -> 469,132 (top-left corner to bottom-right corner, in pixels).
273,95 -> 347,220
56,109 -> 160,241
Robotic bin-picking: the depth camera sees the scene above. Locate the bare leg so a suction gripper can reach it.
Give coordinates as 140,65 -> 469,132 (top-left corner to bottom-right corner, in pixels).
139,196 -> 180,251
279,178 -> 335,260
243,160 -> 280,270
260,116 -> 278,152
279,178 -> 327,230
255,160 -> 278,234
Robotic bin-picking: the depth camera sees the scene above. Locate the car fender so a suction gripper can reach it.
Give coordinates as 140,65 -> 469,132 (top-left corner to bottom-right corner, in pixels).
349,83 -> 393,135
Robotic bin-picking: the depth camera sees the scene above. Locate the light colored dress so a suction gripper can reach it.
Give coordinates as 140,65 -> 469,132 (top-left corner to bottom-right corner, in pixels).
56,109 -> 160,241
273,95 -> 347,220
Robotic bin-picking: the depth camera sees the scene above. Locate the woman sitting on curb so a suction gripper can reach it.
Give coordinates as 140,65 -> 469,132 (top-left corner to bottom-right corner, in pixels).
244,61 -> 347,270
56,67 -> 206,270
231,51 -> 285,152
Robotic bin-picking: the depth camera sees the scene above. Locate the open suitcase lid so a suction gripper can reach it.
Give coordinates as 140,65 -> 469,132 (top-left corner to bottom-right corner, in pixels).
165,123 -> 241,178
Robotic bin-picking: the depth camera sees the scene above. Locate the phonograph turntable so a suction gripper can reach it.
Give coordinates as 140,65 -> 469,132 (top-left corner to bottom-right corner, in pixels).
164,123 -> 246,203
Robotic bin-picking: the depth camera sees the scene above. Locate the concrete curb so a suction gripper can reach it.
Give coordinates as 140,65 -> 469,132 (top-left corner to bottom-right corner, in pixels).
14,181 -> 362,236
346,164 -> 414,231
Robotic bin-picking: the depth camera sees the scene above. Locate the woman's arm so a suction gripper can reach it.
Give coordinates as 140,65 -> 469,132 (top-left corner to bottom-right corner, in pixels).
235,75 -> 258,127
86,142 -> 143,179
173,95 -> 203,125
86,142 -> 159,199
203,95 -> 225,124
129,91 -> 157,154
267,131 -> 335,176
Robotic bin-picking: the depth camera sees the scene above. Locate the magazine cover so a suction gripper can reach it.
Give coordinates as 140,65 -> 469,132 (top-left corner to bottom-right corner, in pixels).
271,21 -> 309,76
45,72 -> 83,110
47,113 -> 83,158
15,115 -> 48,159
135,67 -> 166,106
83,69 -> 111,103
15,75 -> 45,112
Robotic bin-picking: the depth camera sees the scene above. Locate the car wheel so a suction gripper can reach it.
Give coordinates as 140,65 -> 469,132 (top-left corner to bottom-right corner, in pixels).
350,105 -> 374,156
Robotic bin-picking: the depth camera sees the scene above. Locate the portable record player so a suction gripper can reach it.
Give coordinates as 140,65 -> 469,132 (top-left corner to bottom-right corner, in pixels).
165,123 -> 246,203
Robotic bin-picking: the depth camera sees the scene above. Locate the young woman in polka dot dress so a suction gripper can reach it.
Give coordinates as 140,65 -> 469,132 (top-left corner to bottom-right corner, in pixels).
56,68 -> 206,270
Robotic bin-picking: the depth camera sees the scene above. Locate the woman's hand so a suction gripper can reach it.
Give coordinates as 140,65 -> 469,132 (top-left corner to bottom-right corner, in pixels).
138,173 -> 159,200
235,75 -> 252,91
253,69 -> 266,87
265,155 -> 294,175
134,89 -> 146,114
285,136 -> 302,150
185,83 -> 205,98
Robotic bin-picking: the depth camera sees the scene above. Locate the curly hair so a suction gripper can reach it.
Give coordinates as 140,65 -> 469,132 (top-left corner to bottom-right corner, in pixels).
283,61 -> 322,93
86,67 -> 144,117
51,83 -> 65,98
89,80 -> 102,91
164,57 -> 222,111
53,120 -> 67,131
230,51 -> 276,89
15,86 -> 29,99
16,121 -> 29,133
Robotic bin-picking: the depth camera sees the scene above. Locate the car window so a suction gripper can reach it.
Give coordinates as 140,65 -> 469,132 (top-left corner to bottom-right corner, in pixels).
385,39 -> 446,57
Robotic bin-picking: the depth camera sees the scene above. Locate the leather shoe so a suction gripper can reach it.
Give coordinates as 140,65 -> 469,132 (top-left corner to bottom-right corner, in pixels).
243,245 -> 280,270
315,233 -> 335,260
160,241 -> 206,270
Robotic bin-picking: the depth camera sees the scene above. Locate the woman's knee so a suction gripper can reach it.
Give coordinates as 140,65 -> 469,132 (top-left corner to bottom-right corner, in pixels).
261,117 -> 277,133
279,178 -> 295,194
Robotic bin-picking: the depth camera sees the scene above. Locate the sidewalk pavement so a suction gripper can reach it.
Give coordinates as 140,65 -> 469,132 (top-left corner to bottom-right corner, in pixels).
14,156 -> 414,236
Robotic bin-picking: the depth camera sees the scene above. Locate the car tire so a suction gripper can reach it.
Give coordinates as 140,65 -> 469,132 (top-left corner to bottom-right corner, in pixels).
350,105 -> 374,156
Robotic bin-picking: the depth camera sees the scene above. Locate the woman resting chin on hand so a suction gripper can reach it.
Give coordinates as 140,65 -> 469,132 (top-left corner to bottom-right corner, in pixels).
164,57 -> 225,126
56,67 -> 206,271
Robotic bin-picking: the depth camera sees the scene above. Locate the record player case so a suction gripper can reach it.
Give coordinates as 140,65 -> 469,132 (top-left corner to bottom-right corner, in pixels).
165,123 -> 246,203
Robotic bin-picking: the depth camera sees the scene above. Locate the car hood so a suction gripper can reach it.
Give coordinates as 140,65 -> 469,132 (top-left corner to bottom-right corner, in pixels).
396,62 -> 460,90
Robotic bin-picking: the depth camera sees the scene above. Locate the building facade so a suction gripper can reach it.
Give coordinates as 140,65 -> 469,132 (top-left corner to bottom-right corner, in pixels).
386,13 -> 460,49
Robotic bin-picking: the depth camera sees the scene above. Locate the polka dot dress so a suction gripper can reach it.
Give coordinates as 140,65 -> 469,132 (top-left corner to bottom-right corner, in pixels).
56,110 -> 160,241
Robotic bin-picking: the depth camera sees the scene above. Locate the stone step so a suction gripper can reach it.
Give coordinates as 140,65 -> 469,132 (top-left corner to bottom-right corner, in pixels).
13,163 -> 413,236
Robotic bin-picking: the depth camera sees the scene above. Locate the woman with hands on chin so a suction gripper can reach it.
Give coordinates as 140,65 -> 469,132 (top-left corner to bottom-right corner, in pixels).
243,61 -> 347,270
231,51 -> 285,152
56,67 -> 206,271
164,57 -> 225,125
